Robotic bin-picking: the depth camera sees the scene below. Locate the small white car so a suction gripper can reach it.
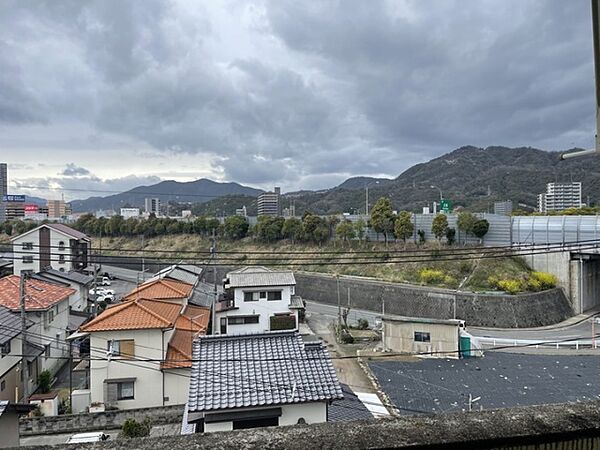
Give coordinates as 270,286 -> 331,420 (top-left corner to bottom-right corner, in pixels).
66,432 -> 110,444
96,276 -> 112,286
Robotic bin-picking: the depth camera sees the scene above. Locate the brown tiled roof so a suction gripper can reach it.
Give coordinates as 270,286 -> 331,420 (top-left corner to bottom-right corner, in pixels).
123,279 -> 193,302
46,223 -> 90,240
80,299 -> 182,332
0,275 -> 75,311
162,305 -> 210,369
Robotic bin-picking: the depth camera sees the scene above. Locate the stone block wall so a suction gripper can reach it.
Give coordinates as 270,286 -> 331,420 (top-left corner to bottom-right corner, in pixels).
20,405 -> 184,436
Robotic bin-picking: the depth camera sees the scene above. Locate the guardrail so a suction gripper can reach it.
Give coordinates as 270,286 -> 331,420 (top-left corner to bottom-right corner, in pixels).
475,336 -> 599,350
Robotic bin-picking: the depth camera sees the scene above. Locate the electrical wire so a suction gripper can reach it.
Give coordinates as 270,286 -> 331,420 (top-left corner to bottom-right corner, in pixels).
7,240 -> 600,267
9,237 -> 600,256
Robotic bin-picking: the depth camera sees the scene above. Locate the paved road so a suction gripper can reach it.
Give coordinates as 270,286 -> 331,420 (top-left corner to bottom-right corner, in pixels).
102,264 -> 152,283
306,300 -> 600,345
306,301 -> 382,328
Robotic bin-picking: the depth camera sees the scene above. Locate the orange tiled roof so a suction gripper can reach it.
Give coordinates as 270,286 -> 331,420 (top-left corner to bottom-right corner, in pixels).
162,305 -> 210,369
80,299 -> 182,332
0,275 -> 75,311
123,279 -> 193,302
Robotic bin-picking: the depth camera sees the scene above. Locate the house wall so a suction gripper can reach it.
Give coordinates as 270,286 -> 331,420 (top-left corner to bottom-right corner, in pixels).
203,402 -> 326,433
0,335 -> 23,402
39,274 -> 88,312
12,228 -> 88,275
383,321 -> 459,359
89,329 -> 167,410
163,370 -> 191,406
0,412 -> 19,449
216,285 -> 296,334
27,298 -> 70,376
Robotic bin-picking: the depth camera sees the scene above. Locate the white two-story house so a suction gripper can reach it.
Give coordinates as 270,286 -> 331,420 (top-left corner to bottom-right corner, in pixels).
11,223 -> 90,276
215,267 -> 302,335
80,298 -> 210,410
0,275 -> 75,397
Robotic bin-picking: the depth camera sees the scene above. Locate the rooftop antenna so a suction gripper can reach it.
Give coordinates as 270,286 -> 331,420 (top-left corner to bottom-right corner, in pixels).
562,0 -> 600,160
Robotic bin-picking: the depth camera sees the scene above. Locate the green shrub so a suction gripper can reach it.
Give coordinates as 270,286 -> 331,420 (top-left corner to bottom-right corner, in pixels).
419,268 -> 446,285
38,370 -> 52,394
497,279 -> 523,295
528,271 -> 557,290
357,318 -> 369,330
120,418 -> 151,438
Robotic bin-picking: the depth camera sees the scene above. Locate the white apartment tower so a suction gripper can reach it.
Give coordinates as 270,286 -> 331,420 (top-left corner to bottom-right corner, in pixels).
144,198 -> 161,215
537,182 -> 582,213
257,187 -> 281,216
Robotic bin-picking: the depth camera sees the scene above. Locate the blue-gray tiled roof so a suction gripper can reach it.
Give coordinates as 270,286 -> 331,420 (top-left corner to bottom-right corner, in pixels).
0,306 -> 23,345
187,331 -> 343,413
328,384 -> 374,422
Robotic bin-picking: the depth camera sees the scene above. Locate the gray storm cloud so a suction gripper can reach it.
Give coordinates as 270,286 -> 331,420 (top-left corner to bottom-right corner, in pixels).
0,0 -> 595,190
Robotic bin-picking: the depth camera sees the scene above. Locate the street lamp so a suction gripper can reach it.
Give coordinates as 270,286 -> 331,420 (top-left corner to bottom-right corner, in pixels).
365,180 -> 380,216
430,185 -> 443,201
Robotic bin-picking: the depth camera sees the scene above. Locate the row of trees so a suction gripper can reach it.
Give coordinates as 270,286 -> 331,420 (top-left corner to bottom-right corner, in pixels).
2,198 -> 490,246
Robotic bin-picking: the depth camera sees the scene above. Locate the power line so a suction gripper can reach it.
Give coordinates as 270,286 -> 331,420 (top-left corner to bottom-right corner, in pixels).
8,240 -> 600,267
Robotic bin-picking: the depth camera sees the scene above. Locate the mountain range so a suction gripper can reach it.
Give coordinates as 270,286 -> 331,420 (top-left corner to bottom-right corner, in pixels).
70,146 -> 600,215
70,179 -> 263,212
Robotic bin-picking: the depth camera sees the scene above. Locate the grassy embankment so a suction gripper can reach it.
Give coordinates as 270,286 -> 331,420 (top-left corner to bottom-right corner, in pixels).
91,234 -> 536,293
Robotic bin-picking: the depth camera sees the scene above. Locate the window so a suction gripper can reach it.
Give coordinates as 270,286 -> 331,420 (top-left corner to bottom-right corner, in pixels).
22,242 -> 33,250
107,339 -> 135,358
233,417 -> 278,429
58,241 -> 65,251
414,331 -> 431,343
48,310 -> 54,323
259,291 -> 267,299
44,344 -> 51,359
58,254 -> 65,264
22,255 -> 33,264
228,315 -> 259,325
267,291 -> 282,301
243,292 -> 257,302
117,381 -> 135,400
1,341 -> 10,357
0,380 -> 5,391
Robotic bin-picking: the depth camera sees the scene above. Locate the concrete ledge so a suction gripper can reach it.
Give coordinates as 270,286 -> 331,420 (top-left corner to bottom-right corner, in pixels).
16,401 -> 600,450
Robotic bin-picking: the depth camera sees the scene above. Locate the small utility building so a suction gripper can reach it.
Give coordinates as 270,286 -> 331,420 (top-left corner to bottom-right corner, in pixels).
382,316 -> 465,359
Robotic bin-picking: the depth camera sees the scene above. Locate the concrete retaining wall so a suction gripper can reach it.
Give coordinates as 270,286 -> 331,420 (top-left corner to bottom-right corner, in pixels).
20,405 -> 184,436
294,272 -> 573,328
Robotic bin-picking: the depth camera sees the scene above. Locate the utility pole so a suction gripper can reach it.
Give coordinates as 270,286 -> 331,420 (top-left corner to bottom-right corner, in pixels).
20,271 -> 31,402
141,234 -> 145,282
365,186 -> 369,216
211,228 -> 217,335
99,228 -> 103,276
336,275 -> 341,328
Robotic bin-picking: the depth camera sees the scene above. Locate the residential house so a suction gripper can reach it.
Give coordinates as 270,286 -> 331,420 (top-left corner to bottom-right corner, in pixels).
382,316 -> 465,359
0,275 -> 75,394
186,330 -> 343,432
122,278 -> 194,303
33,269 -> 93,314
11,223 -> 90,276
0,307 -> 26,402
215,267 -> 303,335
0,401 -> 36,448
80,298 -> 210,410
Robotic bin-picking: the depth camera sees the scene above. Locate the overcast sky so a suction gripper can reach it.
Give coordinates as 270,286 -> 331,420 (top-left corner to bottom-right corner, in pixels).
0,0 -> 595,200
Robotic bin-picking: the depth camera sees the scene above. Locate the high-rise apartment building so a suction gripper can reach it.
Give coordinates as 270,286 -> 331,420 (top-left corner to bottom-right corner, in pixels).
537,182 -> 582,213
0,163 -> 7,222
257,187 -> 281,216
47,200 -> 71,218
145,197 -> 161,215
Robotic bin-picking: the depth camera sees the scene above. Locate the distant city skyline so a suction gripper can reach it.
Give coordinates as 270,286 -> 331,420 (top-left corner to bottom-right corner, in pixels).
0,1 -> 595,200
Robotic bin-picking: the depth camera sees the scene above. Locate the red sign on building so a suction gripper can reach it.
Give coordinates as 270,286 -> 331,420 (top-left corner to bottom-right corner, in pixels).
24,204 -> 39,215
